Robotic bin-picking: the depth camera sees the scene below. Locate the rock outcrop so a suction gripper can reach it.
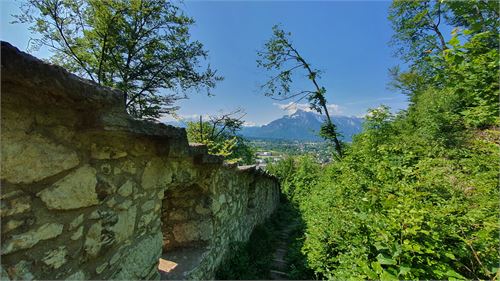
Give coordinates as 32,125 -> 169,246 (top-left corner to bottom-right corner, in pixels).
0,41 -> 279,280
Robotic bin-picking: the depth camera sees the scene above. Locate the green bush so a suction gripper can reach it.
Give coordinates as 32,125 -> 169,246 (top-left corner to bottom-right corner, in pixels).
265,4 -> 499,279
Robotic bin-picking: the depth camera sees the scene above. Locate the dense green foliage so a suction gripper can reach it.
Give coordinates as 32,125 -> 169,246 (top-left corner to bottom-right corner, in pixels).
267,1 -> 499,279
16,0 -> 221,119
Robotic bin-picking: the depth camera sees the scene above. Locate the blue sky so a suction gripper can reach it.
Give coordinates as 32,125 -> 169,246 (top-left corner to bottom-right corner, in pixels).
1,0 -> 409,125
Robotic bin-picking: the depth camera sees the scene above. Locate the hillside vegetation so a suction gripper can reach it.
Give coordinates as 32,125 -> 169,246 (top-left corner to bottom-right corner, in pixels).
268,1 -> 499,280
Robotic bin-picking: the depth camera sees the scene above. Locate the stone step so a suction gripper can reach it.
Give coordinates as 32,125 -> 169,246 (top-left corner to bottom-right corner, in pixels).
275,248 -> 287,254
270,269 -> 288,280
271,259 -> 287,271
276,241 -> 288,246
273,248 -> 287,260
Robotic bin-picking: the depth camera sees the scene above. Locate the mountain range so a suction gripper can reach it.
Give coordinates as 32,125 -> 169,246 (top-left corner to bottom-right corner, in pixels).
165,109 -> 364,142
239,110 -> 364,142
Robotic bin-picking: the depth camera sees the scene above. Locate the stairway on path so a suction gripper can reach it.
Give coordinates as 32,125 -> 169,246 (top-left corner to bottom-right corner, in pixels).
269,221 -> 300,280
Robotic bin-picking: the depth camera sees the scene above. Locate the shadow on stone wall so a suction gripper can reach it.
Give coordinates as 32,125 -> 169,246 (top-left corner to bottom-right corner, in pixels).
0,41 -> 279,280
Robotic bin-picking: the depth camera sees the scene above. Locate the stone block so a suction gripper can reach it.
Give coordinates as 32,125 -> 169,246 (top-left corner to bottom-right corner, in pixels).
112,233 -> 162,280
84,222 -> 102,257
115,199 -> 133,211
71,226 -> 83,241
117,180 -> 134,197
112,206 -> 136,243
1,132 -> 79,184
2,219 -> 24,234
37,165 -> 98,210
7,260 -> 33,280
141,158 -> 171,190
141,200 -> 155,212
1,223 -> 63,255
0,196 -> 31,217
65,271 -> 86,280
69,214 -> 84,230
42,246 -> 67,269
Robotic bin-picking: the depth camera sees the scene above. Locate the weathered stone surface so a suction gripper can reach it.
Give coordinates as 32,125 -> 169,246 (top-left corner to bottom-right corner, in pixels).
0,191 -> 23,200
71,226 -> 83,241
90,144 -> 110,159
218,194 -> 227,204
37,165 -> 98,210
141,200 -> 155,212
157,190 -> 164,199
170,210 -> 188,221
117,180 -> 134,197
1,223 -> 63,255
100,163 -> 112,175
41,246 -> 67,269
172,220 -> 213,243
1,132 -> 80,184
2,219 -> 24,234
195,205 -> 211,216
1,265 -> 9,281
112,206 -> 137,243
69,214 -> 84,230
120,160 -> 137,174
109,251 -> 121,265
7,260 -> 34,280
65,271 -> 86,280
84,222 -> 102,257
95,262 -> 108,274
90,143 -> 130,160
0,196 -> 31,217
138,212 -> 156,231
141,158 -> 171,190
115,199 -> 132,211
106,197 -> 117,208
112,233 -> 162,280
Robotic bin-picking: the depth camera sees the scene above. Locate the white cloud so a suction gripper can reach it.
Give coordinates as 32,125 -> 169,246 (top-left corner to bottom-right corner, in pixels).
326,104 -> 343,115
273,102 -> 343,115
243,121 -> 257,127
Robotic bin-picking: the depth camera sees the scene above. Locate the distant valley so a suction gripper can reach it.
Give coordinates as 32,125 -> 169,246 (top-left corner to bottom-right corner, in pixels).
166,109 -> 364,142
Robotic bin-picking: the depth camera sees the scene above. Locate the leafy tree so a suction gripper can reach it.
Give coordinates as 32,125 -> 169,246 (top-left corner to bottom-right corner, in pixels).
388,0 -> 499,129
257,25 -> 343,158
186,109 -> 255,164
266,1 -> 499,280
15,0 -> 222,119
388,0 -> 449,64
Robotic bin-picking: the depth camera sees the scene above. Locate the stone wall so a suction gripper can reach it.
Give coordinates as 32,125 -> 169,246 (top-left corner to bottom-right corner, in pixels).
0,41 -> 280,280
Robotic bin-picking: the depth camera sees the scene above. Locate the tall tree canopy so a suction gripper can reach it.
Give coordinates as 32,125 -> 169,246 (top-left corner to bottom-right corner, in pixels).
388,0 -> 499,128
16,0 -> 222,119
257,25 -> 343,158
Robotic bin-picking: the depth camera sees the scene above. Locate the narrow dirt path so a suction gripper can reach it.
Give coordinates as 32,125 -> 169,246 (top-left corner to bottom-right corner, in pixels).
269,221 -> 300,280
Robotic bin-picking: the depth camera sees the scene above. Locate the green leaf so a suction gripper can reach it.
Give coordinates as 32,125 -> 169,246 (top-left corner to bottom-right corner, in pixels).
398,266 -> 411,276
449,36 -> 460,48
380,270 -> 398,281
444,252 -> 456,260
445,269 -> 466,280
376,254 -> 397,265
371,261 -> 384,274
